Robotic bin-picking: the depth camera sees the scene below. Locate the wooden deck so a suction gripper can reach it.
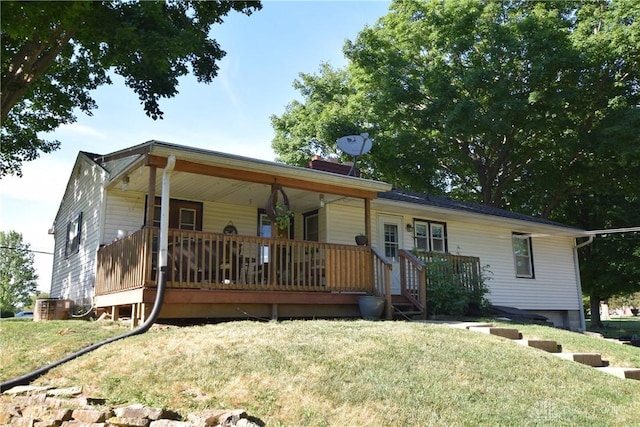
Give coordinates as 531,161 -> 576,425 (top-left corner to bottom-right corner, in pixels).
95,228 -> 393,321
94,229 -> 479,322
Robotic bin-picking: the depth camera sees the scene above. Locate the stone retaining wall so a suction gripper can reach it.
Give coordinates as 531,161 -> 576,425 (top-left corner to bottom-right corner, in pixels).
0,386 -> 263,427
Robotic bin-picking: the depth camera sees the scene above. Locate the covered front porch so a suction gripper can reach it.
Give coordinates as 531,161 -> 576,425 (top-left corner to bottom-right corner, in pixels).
94,227 -> 398,322
90,143 -> 481,323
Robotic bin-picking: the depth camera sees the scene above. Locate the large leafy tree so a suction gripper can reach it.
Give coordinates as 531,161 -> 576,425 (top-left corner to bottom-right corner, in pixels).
271,0 -> 640,321
0,231 -> 38,315
272,0 -> 639,211
1,0 -> 261,177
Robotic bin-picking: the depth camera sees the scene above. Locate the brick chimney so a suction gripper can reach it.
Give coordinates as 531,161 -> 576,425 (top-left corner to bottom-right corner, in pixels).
306,155 -> 360,177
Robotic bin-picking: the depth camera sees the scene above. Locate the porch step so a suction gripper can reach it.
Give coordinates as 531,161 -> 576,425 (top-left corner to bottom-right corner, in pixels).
392,302 -> 423,320
515,339 -> 562,353
467,326 -> 522,340
553,353 -> 607,367
595,367 -> 640,381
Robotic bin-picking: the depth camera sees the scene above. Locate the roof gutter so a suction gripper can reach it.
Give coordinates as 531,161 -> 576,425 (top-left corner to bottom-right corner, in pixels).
575,235 -> 594,249
570,226 -> 638,332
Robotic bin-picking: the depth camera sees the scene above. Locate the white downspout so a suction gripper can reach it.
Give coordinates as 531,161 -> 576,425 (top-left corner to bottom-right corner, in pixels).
573,235 -> 594,331
0,154 -> 179,392
159,155 -> 176,271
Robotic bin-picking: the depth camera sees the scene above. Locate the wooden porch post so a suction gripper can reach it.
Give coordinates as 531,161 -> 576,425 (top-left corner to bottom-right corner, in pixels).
145,166 -> 157,227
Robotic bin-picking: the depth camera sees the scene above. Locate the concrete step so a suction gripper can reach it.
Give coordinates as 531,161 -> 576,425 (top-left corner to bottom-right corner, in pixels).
553,352 -> 607,367
468,326 -> 522,340
595,367 -> 640,381
446,322 -> 495,329
515,339 -> 562,353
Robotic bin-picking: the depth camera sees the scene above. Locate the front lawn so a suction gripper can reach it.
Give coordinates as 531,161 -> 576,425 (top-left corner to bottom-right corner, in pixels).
2,319 -> 639,426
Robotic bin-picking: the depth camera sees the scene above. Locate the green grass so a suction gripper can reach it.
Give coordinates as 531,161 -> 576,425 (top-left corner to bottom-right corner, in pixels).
586,316 -> 640,340
2,319 -> 640,426
1,318 -> 130,380
492,319 -> 640,368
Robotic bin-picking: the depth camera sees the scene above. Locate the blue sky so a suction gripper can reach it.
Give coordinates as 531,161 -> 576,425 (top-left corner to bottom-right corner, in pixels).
0,1 -> 392,291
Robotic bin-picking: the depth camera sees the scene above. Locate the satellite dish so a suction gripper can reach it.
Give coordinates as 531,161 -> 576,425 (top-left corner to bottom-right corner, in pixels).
336,133 -> 372,176
336,133 -> 372,156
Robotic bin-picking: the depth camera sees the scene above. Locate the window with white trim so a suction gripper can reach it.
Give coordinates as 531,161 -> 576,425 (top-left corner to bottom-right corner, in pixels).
413,220 -> 447,253
65,212 -> 82,258
512,233 -> 534,278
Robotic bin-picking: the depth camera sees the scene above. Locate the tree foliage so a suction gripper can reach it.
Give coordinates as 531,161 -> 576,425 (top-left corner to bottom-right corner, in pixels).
271,0 -> 640,318
0,230 -> 38,314
272,0 -> 639,211
1,0 -> 261,177
555,191 -> 640,326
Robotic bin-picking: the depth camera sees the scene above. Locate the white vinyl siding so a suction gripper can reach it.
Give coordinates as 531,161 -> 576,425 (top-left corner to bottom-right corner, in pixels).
445,221 -> 579,310
50,155 -> 107,308
325,203 -> 365,245
103,193 -> 260,242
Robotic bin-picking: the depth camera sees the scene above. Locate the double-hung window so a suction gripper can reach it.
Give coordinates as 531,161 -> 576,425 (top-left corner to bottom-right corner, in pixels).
512,233 -> 534,278
413,220 -> 447,253
65,212 -> 83,258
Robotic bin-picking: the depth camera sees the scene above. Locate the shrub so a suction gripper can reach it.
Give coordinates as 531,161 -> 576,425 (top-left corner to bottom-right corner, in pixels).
423,258 -> 491,317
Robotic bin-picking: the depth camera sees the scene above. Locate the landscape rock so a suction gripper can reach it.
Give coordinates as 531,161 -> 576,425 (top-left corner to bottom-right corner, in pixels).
71,408 -> 111,423
115,404 -> 166,421
106,416 -> 151,427
1,385 -> 264,427
47,386 -> 83,397
149,420 -> 192,427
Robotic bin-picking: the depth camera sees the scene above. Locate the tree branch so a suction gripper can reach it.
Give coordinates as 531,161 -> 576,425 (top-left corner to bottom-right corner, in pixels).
1,26 -> 75,123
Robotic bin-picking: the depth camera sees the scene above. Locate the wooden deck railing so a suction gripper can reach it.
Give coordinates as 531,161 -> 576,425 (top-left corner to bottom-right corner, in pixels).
371,247 -> 393,319
96,228 -> 154,294
96,228 -> 374,295
413,251 -> 482,294
399,249 -> 427,319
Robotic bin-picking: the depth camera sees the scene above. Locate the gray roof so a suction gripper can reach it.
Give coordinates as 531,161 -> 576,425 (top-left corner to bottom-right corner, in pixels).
379,190 -> 584,231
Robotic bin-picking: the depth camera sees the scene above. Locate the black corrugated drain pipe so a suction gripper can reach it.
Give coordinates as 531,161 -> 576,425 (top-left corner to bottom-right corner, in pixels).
0,270 -> 168,392
1,155 -> 177,393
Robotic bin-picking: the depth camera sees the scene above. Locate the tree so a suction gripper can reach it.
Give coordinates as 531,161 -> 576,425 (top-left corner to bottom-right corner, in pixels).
272,64 -> 363,166
553,191 -> 640,328
1,0 -> 261,177
0,231 -> 39,315
272,0 -> 639,211
271,0 -> 640,321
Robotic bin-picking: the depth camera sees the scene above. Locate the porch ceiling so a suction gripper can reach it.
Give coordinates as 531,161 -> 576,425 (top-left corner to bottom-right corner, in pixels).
123,166 -> 346,212
105,143 -> 390,211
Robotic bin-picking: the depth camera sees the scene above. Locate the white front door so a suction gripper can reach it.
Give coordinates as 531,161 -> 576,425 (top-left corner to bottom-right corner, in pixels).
377,214 -> 403,295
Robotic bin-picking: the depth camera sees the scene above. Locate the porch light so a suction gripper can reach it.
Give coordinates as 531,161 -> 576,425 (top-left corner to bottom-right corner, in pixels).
121,175 -> 130,191
406,223 -> 414,233
319,194 -> 325,208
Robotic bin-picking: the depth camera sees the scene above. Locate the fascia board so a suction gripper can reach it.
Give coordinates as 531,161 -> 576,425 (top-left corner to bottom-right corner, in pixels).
373,198 -> 588,238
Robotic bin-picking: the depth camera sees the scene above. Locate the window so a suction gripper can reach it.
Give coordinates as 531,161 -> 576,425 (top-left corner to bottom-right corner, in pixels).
512,233 -> 534,278
179,208 -> 196,230
65,212 -> 82,258
146,197 -> 202,231
258,211 -> 272,263
304,210 -> 319,242
383,223 -> 399,261
413,220 -> 447,253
